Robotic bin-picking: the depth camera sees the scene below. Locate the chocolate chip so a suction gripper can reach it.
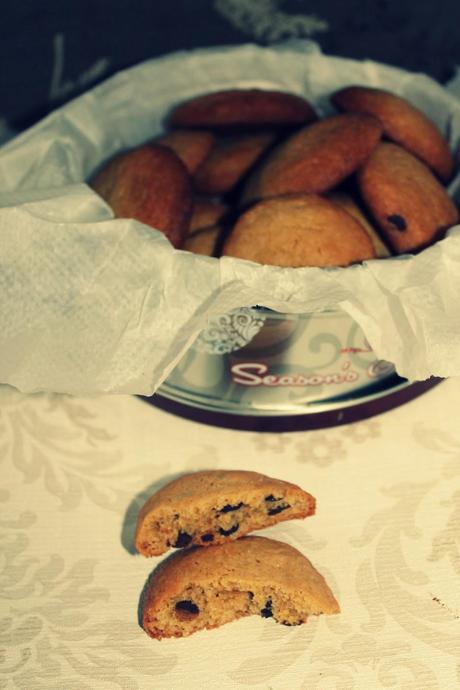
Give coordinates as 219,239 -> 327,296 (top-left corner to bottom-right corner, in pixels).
175,600 -> 199,615
248,591 -> 254,600
260,598 -> 273,618
267,503 -> 290,516
264,494 -> 281,502
201,533 -> 214,542
219,502 -> 243,513
173,531 -> 192,548
387,214 -> 407,231
218,523 -> 239,536
260,607 -> 273,618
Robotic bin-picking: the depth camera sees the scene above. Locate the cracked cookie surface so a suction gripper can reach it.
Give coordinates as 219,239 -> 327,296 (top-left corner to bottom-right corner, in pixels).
142,536 -> 340,639
135,470 -> 315,557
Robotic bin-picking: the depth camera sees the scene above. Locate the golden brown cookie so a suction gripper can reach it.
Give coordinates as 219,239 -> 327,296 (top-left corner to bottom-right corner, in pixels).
242,113 -> 383,204
135,470 -> 315,557
358,142 -> 459,254
222,194 -> 376,267
169,89 -> 317,130
194,132 -> 276,195
327,191 -> 391,258
332,86 -> 455,182
142,536 -> 340,639
89,144 -> 193,248
156,130 -> 215,173
183,226 -> 221,256
189,200 -> 229,233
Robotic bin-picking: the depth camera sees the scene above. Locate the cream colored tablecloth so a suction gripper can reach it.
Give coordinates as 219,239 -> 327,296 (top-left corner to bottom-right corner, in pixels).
1,380 -> 460,690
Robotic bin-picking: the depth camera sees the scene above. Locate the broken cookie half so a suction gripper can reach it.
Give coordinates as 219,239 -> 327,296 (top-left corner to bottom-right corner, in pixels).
142,536 -> 339,639
135,470 -> 315,556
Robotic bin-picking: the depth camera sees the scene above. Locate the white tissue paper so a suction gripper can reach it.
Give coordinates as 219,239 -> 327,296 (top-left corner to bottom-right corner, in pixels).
1,42 -> 460,395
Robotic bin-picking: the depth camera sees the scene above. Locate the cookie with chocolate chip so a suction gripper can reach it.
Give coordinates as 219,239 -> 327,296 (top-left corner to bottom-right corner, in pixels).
135,470 -> 315,557
222,194 -> 376,267
142,536 -> 340,639
332,86 -> 455,182
242,113 -> 383,204
169,89 -> 317,130
358,142 -> 459,254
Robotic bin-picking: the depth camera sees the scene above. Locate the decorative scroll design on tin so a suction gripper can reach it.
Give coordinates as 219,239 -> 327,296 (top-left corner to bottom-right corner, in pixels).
193,307 -> 266,355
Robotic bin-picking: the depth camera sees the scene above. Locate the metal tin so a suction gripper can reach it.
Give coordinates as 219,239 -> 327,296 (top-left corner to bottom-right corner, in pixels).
144,307 -> 442,429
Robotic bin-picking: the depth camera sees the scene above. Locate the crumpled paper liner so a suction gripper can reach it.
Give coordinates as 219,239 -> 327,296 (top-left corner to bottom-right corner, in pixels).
0,42 -> 459,395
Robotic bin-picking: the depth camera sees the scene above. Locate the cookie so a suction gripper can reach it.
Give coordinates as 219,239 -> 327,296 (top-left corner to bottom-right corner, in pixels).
327,191 -> 391,258
169,89 -> 317,130
358,142 -> 459,253
242,113 -> 383,204
156,130 -> 215,173
194,132 -> 276,195
89,144 -> 193,248
222,194 -> 376,267
135,470 -> 315,557
142,536 -> 340,639
189,200 -> 229,233
332,86 -> 455,182
183,226 -> 221,256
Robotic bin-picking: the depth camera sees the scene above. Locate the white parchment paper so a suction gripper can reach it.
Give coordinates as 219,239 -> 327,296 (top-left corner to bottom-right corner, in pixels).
1,42 -> 460,395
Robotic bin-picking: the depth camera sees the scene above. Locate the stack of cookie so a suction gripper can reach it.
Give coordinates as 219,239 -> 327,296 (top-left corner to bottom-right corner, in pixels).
90,86 -> 458,267
135,470 -> 339,639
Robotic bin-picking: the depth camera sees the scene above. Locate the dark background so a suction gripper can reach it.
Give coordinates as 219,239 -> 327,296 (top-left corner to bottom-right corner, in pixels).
2,0 -> 460,136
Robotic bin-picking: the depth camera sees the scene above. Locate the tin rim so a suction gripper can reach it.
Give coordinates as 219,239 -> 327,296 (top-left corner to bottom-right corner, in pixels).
142,377 -> 443,432
155,370 -> 405,417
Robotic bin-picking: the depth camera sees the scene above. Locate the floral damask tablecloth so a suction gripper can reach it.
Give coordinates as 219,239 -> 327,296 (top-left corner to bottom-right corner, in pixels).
1,380 -> 460,689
